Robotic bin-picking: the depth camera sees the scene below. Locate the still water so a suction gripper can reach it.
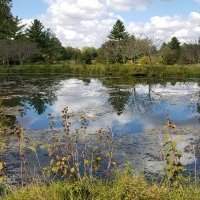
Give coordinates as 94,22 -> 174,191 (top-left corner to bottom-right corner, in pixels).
1,75 -> 200,178
1,76 -> 200,132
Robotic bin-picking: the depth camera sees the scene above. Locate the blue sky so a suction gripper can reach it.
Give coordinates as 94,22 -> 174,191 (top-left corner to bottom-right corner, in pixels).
121,0 -> 200,22
12,0 -> 47,18
11,0 -> 200,47
12,0 -> 200,22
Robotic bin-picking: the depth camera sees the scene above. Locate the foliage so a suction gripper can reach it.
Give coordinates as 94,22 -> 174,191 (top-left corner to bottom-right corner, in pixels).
168,37 -> 180,50
44,107 -> 116,180
160,46 -> 179,65
0,39 -> 39,65
0,0 -> 17,39
108,19 -> 129,41
26,19 -> 64,63
162,132 -> 184,186
3,63 -> 200,78
160,37 -> 181,65
3,172 -> 200,200
138,56 -> 151,65
179,43 -> 200,64
99,28 -> 155,64
1,1 -> 200,66
81,47 -> 97,64
63,47 -> 81,63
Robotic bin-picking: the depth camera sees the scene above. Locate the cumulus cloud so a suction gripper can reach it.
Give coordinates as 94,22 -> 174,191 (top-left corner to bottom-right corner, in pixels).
40,0 -> 119,47
25,0 -> 200,47
127,12 -> 200,46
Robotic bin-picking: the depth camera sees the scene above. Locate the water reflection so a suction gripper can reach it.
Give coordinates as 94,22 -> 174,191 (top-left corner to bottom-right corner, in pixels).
1,76 -> 200,133
1,76 -> 200,177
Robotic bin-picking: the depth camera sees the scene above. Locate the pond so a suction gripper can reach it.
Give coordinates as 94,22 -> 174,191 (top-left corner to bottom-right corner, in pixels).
1,75 -> 200,182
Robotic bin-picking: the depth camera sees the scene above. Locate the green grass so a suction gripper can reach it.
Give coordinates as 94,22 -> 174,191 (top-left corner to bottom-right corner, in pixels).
1,63 -> 200,78
2,171 -> 200,200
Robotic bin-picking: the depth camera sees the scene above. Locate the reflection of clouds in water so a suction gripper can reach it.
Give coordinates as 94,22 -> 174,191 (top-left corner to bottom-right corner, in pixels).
51,80 -> 200,132
173,134 -> 196,166
22,79 -> 200,132
17,79 -> 200,174
14,78 -> 200,175
52,79 -> 109,114
130,82 -> 200,124
51,79 -> 144,133
133,82 -> 200,98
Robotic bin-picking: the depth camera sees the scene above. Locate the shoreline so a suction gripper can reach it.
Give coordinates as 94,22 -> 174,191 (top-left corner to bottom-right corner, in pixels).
1,64 -> 200,78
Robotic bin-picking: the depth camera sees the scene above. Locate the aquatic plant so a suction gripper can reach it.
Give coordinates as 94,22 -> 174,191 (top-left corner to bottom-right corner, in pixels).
44,107 -> 116,181
162,129 -> 184,186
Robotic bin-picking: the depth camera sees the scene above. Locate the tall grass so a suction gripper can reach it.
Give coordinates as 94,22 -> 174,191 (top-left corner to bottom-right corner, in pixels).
3,171 -> 200,200
1,63 -> 200,78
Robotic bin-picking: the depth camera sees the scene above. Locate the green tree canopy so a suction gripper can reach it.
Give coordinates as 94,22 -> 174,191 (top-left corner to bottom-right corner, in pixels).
26,19 -> 64,63
0,0 -> 23,39
160,37 -> 181,65
81,47 -> 97,64
108,20 -> 129,41
168,37 -> 180,50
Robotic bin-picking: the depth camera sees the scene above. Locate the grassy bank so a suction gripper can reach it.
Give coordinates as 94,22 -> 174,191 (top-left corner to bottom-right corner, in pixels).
1,63 -> 200,78
3,171 -> 200,200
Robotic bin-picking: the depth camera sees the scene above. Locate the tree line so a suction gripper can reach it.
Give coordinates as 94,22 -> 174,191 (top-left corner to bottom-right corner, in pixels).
1,0 -> 200,66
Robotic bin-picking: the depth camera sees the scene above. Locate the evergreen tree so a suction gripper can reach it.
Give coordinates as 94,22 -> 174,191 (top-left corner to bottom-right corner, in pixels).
0,0 -> 25,40
26,19 -> 45,44
108,20 -> 129,41
26,19 -> 64,63
12,17 -> 26,39
0,0 -> 14,39
168,37 -> 180,50
160,37 -> 181,65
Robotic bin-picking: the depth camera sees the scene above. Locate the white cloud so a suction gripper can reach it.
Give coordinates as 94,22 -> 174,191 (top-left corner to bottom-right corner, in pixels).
40,0 -> 162,47
24,0 -> 200,47
127,12 -> 200,46
40,0 -> 119,47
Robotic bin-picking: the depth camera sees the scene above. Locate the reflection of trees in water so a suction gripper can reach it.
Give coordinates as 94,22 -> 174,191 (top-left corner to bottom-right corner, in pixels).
26,94 -> 48,115
106,80 -> 200,119
197,103 -> 200,114
196,91 -> 200,117
108,89 -> 131,115
102,78 -> 167,116
23,84 -> 57,115
128,85 -> 154,115
0,76 -> 94,116
107,84 -> 154,116
0,75 -> 59,115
